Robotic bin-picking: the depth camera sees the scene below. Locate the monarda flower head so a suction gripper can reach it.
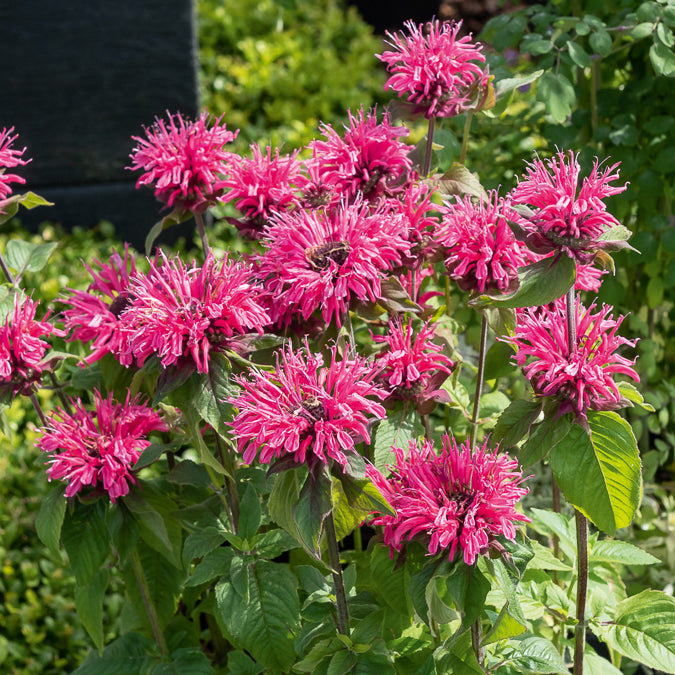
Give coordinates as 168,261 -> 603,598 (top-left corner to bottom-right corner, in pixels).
258,199 -> 411,328
510,151 -> 628,263
128,111 -> 237,213
505,297 -> 639,419
0,295 -> 63,398
367,436 -> 530,565
37,391 -> 166,502
377,19 -> 490,119
307,108 -> 414,201
231,341 -> 386,469
221,144 -> 305,239
436,191 -> 528,295
0,126 -> 30,203
120,252 -> 269,373
61,246 -> 136,364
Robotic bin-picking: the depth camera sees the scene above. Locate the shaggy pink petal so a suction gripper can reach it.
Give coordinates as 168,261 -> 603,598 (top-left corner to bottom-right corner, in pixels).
231,341 -> 386,469
506,297 -> 639,418
120,252 -> 269,372
0,127 -> 31,211
368,436 -> 529,565
128,111 -> 237,213
377,19 -> 489,119
37,391 -> 166,502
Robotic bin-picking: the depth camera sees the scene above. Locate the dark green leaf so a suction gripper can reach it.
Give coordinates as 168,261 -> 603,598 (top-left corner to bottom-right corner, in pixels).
441,562 -> 490,629
192,351 -> 236,441
182,526 -> 227,567
133,443 -> 170,470
520,413 -> 574,467
238,485 -> 262,541
336,474 -> 394,516
36,482 -> 67,557
491,399 -> 542,449
75,569 -> 109,651
185,547 -> 233,587
537,72 -> 576,122
293,471 -> 332,556
72,632 -> 155,675
145,209 -> 191,254
650,42 -> 675,76
567,41 -> 591,67
589,30 -> 612,56
149,647 -> 214,675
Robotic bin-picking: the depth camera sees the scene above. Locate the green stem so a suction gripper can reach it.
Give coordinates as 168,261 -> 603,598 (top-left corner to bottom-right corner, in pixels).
423,116 -> 436,177
194,211 -> 210,258
471,619 -> 485,671
130,548 -> 169,658
574,510 -> 589,675
469,314 -> 489,451
324,509 -> 349,634
590,60 -> 599,137
353,526 -> 362,554
459,112 -> 474,166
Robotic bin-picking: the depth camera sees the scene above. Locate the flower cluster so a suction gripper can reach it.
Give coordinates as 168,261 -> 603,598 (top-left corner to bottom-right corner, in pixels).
377,19 -> 489,118
506,297 -> 639,418
0,127 -> 30,203
368,435 -> 530,565
128,111 -> 237,213
231,341 -> 386,469
37,392 -> 166,502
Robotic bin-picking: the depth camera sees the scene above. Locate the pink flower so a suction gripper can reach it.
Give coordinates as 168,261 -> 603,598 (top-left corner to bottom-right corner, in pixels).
128,111 -> 237,213
231,341 -> 386,469
0,295 -> 62,398
258,199 -> 412,328
436,191 -> 528,294
221,144 -> 304,238
377,19 -> 490,119
307,108 -> 414,201
0,127 -> 30,202
120,252 -> 269,373
506,297 -> 639,418
368,436 -> 530,565
373,317 -> 454,412
60,246 -> 136,364
37,392 -> 166,502
510,151 -> 627,263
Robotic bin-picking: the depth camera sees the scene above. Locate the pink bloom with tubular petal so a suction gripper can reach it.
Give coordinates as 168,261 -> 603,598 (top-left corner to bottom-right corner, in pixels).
258,199 -> 411,328
61,246 -> 136,364
0,127 -> 30,203
231,341 -> 386,469
367,435 -> 529,565
128,111 -> 237,213
120,252 -> 269,373
377,19 -> 490,119
37,391 -> 166,502
436,191 -> 527,295
0,295 -> 62,398
506,297 -> 639,418
307,108 -> 414,201
510,151 -> 627,263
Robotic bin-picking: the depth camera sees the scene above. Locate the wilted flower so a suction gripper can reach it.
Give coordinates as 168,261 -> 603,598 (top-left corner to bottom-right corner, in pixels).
61,246 -> 137,364
0,126 -> 30,202
0,295 -> 62,398
120,252 -> 269,373
258,199 -> 411,328
506,297 -> 639,418
307,108 -> 414,200
436,191 -> 527,295
377,19 -> 490,119
128,111 -> 237,213
221,144 -> 304,238
37,391 -> 166,502
368,435 -> 530,565
510,151 -> 627,263
231,341 -> 386,469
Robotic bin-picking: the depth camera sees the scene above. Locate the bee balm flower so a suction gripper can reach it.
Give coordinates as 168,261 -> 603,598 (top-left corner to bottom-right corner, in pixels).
0,126 -> 30,203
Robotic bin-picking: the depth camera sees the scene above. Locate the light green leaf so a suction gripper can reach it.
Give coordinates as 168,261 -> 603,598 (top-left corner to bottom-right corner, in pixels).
36,482 -> 67,557
537,72 -> 576,122
506,636 -> 570,674
568,41 -> 591,67
373,405 -> 423,473
494,70 -> 544,97
589,539 -> 660,566
5,240 -> 58,277
589,29 -> 612,56
74,569 -> 109,652
650,42 -> 675,76
583,651 -> 623,675
618,382 -> 655,411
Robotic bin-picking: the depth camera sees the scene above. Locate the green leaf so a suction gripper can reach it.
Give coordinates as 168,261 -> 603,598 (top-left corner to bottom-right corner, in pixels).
527,541 -> 573,571
369,544 -> 413,616
589,539 -> 660,566
185,548 -> 233,587
505,636 -> 570,674
293,470 -> 332,556
74,569 -> 109,651
215,560 -> 300,671
537,72 -> 576,122
72,632 -> 155,674
133,442 -> 170,470
373,405 -> 423,473
5,240 -> 58,277
567,41 -> 591,67
494,70 -> 544,97
149,647 -> 214,675
650,42 -> 675,76
482,603 -> 526,645
617,382 -> 655,412
36,482 -> 67,557
491,400 -> 542,449
238,485 -> 262,541
589,29 -> 612,56
191,352 -> 236,441
268,469 -> 305,550
550,412 -> 641,535
182,526 -> 227,567
145,208 -> 191,254
484,340 -> 518,381
520,413 -> 574,467
435,163 -> 488,200
595,590 -> 675,673
252,528 -> 299,559
472,256 -> 576,309
438,562 -> 490,629
226,650 -> 264,675
583,651 -> 623,675
61,500 -> 110,586
336,473 -> 394,516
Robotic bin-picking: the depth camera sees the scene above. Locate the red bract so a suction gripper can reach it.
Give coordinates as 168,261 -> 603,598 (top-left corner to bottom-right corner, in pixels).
128,111 -> 237,213
258,200 -> 411,328
377,19 -> 489,119
0,295 -> 62,398
436,192 -> 527,295
307,108 -> 414,201
221,144 -> 304,238
510,151 -> 627,263
506,298 -> 639,418
120,253 -> 269,373
368,436 -> 529,565
37,392 -> 166,502
0,126 -> 30,202
61,246 -> 136,364
231,341 -> 386,469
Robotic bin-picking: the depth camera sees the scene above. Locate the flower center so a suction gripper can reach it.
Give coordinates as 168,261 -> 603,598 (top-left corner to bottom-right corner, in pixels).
108,293 -> 133,318
300,396 -> 325,421
306,241 -> 350,271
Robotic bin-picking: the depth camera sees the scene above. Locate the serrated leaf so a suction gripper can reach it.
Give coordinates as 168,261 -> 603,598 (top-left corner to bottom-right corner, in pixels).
182,526 -> 227,567
72,632 -> 155,675
238,485 -> 262,541
373,406 -> 423,473
36,482 -> 67,557
74,569 -> 109,652
483,603 -> 526,645
589,539 -> 659,566
149,647 -> 214,675
215,560 -> 300,671
594,590 -> 675,673
491,399 -> 542,449
506,636 -> 570,674
436,163 -> 487,200
520,413 -> 574,467
617,382 -> 655,411
192,351 -> 235,441
185,547 -> 233,587
252,528 -> 299,559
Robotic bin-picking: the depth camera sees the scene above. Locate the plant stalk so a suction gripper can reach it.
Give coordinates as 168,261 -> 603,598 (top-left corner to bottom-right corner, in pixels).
574,509 -> 589,675
324,509 -> 349,634
194,211 -> 210,257
459,112 -> 474,166
471,619 -> 485,671
423,115 -> 436,177
469,314 -> 489,451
